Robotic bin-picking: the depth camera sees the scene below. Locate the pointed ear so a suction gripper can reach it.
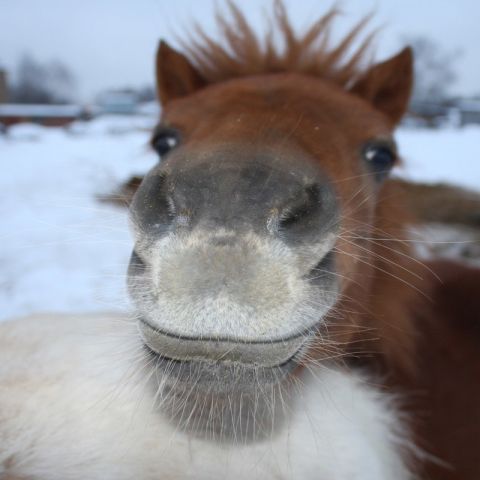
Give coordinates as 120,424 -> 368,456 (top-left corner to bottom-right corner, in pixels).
350,47 -> 413,125
156,41 -> 206,105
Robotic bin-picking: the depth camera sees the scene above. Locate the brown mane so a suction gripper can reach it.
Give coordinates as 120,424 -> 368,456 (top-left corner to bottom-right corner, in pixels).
183,0 -> 374,87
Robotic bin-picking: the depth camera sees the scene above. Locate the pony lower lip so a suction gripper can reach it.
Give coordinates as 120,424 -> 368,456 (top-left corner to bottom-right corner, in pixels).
142,340 -> 303,370
138,316 -> 313,344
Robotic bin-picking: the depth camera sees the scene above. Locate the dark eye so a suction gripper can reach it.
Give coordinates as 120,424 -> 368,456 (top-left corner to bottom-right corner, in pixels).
151,129 -> 179,157
362,141 -> 397,182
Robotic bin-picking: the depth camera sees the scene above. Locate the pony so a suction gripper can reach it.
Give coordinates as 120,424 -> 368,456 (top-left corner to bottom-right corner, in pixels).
0,3 -> 479,479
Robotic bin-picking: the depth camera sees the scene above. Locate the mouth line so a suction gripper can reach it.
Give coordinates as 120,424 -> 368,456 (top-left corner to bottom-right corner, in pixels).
138,317 -> 315,345
142,341 -> 302,371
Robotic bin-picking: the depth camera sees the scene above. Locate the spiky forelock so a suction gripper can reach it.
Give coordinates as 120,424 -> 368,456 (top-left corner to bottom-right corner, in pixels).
181,0 -> 375,88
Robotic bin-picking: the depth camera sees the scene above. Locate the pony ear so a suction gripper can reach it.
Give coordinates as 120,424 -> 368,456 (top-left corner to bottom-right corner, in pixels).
349,47 -> 413,125
156,41 -> 206,105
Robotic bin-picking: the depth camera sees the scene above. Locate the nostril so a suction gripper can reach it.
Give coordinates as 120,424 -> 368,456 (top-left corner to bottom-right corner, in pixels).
279,202 -> 311,228
130,171 -> 178,233
278,184 -> 322,231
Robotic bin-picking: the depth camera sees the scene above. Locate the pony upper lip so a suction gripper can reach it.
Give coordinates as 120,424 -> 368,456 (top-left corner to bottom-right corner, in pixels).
138,317 -> 314,344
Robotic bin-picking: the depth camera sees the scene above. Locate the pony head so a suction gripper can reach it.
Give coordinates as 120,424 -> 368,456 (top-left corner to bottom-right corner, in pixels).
128,2 -> 415,418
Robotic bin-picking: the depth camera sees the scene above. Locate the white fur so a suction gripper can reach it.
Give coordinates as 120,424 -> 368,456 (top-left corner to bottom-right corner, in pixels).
133,229 -> 337,341
0,313 -> 416,480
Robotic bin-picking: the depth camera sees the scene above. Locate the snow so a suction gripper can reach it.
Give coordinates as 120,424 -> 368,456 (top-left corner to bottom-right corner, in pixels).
0,104 -> 83,117
394,126 -> 480,192
0,119 -> 157,320
5,123 -> 50,141
0,119 -> 479,321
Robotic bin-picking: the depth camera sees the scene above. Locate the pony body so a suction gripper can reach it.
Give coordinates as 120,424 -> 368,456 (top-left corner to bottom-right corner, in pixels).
0,314 -> 413,480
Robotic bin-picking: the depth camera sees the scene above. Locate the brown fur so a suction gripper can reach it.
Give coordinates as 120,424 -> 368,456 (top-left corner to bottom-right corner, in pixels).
157,6 -> 418,374
394,178 -> 480,227
184,2 -> 372,86
332,179 -> 423,374
152,3 -> 480,478
399,261 -> 480,479
156,2 -> 375,105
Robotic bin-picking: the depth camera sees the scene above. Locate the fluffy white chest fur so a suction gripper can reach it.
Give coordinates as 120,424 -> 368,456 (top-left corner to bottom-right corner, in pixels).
0,313 -> 414,480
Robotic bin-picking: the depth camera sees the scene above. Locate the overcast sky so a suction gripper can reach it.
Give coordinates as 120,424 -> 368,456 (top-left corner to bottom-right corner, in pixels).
1,0 -> 479,102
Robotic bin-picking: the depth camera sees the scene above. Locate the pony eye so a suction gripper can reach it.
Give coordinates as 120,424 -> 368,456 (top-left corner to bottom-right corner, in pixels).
151,129 -> 179,157
362,141 -> 397,181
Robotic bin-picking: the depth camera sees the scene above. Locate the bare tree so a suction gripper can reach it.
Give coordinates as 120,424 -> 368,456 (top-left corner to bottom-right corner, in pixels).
10,54 -> 76,104
46,60 -> 76,103
405,36 -> 460,103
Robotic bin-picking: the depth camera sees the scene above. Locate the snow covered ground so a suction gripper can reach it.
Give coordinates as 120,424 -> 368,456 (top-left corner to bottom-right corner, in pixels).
0,116 -> 157,321
1,118 -> 479,321
395,126 -> 480,192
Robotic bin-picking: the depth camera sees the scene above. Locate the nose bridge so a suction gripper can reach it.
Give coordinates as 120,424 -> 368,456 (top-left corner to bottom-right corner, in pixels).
174,158 -> 300,230
201,163 -> 264,227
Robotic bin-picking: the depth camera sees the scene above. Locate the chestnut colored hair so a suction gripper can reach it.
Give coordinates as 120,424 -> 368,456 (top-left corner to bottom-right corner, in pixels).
156,0 -> 417,374
182,3 -> 373,86
152,4 -> 480,476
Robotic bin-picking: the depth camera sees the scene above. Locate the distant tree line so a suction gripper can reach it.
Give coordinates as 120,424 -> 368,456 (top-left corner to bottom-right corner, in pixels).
404,35 -> 460,103
8,54 -> 76,104
5,54 -> 156,105
3,37 -> 461,106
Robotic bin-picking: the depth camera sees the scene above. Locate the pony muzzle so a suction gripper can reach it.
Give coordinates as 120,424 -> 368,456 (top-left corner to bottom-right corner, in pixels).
129,230 -> 338,372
